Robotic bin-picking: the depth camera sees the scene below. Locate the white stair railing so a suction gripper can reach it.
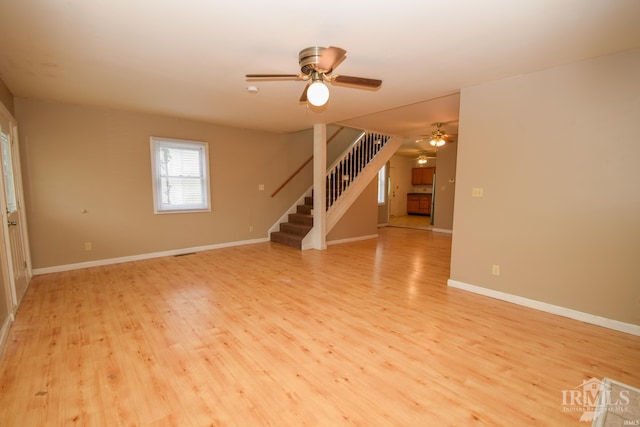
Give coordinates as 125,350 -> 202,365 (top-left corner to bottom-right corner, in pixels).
325,131 -> 391,210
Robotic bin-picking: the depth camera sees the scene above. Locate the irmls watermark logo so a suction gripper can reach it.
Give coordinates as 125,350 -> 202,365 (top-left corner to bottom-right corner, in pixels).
561,377 -> 633,423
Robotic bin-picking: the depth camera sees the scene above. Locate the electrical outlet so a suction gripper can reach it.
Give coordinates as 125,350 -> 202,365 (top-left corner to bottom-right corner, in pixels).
492,265 -> 500,276
258,184 -> 264,191
249,225 -> 253,232
84,242 -> 92,251
472,187 -> 484,198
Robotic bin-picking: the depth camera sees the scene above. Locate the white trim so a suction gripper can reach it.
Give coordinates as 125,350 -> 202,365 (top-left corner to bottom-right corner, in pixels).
447,279 -> 640,336
0,314 -> 12,359
149,137 -> 210,214
327,234 -> 378,246
310,123 -> 327,250
432,228 -> 453,234
593,378 -> 640,426
33,237 -> 269,275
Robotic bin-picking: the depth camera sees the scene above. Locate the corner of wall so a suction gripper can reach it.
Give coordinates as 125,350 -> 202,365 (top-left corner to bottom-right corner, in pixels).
0,78 -> 15,116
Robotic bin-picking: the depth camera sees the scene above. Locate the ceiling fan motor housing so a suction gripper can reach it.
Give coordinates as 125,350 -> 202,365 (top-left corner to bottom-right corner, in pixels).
299,47 -> 326,75
246,46 -> 380,101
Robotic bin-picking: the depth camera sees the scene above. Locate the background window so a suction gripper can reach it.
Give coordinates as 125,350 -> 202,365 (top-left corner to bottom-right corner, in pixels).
150,137 -> 210,213
1,130 -> 17,213
377,164 -> 387,205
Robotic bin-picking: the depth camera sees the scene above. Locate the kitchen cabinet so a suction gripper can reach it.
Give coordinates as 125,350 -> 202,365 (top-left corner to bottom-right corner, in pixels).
412,167 -> 435,185
407,195 -> 419,214
407,193 -> 432,215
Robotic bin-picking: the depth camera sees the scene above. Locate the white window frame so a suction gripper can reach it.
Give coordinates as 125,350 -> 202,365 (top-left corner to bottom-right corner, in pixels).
1,129 -> 17,213
150,137 -> 210,214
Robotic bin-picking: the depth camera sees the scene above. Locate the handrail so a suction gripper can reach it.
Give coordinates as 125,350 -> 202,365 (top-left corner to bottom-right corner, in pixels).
326,130 -> 366,172
270,126 -> 345,197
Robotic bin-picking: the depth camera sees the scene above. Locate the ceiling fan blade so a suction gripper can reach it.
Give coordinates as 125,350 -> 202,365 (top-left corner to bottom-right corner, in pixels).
299,83 -> 309,102
333,75 -> 382,88
317,46 -> 346,72
246,74 -> 300,79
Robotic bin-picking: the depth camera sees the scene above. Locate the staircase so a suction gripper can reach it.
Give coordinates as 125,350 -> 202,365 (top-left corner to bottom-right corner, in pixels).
270,196 -> 313,249
270,130 -> 397,249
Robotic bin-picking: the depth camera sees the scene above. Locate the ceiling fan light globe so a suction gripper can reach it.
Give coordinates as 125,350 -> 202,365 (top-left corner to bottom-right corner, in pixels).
307,81 -> 329,106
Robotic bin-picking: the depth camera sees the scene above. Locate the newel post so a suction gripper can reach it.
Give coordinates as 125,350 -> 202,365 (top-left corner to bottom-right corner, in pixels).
310,123 -> 327,250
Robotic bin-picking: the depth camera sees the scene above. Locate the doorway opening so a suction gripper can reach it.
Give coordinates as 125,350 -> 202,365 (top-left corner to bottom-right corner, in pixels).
388,214 -> 432,231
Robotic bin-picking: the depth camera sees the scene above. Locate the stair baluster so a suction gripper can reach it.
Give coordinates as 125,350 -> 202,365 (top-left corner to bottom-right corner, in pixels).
325,131 -> 390,210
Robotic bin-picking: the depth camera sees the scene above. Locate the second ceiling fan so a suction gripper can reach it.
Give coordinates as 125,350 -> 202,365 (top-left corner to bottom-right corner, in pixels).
246,46 -> 382,107
416,123 -> 458,147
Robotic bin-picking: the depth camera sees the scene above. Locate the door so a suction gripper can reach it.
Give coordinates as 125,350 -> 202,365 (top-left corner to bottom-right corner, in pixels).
0,110 -> 29,307
389,166 -> 402,216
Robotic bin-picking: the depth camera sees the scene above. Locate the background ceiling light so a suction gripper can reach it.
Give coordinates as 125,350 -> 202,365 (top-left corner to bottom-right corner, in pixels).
307,81 -> 329,106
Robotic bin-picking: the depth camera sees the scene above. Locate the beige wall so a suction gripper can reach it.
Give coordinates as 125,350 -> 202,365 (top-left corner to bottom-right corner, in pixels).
328,177 -> 379,242
433,142 -> 457,231
0,78 -> 13,116
326,126 -> 363,165
451,49 -> 640,325
16,98 -> 315,269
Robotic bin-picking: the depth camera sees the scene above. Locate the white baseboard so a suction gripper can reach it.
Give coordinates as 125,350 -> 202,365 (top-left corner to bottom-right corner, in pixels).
448,279 -> 640,337
32,237 -> 270,275
432,228 -> 453,234
327,234 -> 378,246
0,314 -> 12,359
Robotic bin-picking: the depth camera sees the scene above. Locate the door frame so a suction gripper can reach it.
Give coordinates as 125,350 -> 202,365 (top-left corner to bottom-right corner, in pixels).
0,102 -> 32,314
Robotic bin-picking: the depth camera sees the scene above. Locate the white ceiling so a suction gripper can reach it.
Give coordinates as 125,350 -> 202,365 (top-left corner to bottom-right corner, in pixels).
1,0 -> 639,153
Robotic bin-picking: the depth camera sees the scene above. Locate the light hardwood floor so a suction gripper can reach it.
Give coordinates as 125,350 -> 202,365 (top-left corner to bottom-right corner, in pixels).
1,227 -> 638,426
388,214 -> 432,230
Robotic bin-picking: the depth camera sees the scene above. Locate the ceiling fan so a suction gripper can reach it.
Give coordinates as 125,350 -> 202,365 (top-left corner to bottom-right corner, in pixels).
246,46 -> 382,107
416,152 -> 437,165
415,123 -> 458,147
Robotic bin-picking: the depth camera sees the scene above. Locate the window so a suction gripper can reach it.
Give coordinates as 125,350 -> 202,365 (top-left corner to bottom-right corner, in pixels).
150,137 -> 210,213
1,130 -> 17,213
377,163 -> 387,205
